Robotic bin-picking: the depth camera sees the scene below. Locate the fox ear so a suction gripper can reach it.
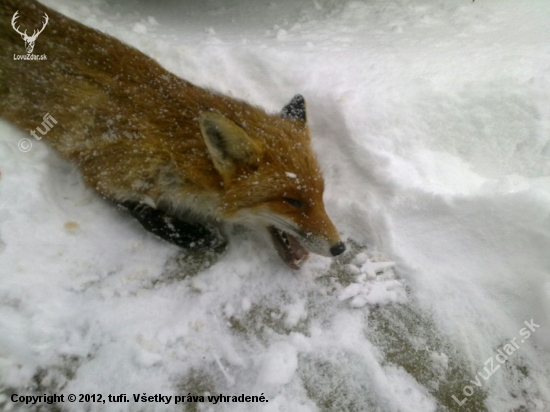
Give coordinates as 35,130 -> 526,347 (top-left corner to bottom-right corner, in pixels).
199,112 -> 263,175
281,94 -> 307,122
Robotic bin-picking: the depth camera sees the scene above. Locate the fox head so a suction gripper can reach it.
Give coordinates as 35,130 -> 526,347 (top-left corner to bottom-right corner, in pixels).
199,95 -> 345,268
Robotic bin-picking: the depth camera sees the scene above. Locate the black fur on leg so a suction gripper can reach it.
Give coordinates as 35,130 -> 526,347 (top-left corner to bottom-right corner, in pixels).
118,202 -> 225,249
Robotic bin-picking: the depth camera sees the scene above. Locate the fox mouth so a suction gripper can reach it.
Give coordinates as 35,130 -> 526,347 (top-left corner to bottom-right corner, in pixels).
268,226 -> 309,269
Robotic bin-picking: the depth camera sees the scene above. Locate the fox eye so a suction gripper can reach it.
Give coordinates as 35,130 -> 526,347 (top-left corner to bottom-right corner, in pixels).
283,197 -> 304,208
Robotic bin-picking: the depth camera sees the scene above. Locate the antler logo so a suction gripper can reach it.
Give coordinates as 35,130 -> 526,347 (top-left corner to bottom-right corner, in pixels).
11,10 -> 49,54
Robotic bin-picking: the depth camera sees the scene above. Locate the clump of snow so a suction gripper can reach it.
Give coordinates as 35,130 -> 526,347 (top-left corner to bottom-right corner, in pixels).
338,252 -> 406,308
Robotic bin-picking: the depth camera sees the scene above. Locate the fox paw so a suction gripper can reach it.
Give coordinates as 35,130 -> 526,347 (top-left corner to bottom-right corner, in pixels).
119,202 -> 225,250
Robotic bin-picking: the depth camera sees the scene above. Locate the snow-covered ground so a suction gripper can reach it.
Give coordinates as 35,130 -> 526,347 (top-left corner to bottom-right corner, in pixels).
1,0 -> 550,411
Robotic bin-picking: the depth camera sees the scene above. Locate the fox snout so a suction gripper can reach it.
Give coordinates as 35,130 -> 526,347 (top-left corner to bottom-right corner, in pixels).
261,200 -> 345,268
268,225 -> 345,269
330,241 -> 346,256
302,229 -> 345,258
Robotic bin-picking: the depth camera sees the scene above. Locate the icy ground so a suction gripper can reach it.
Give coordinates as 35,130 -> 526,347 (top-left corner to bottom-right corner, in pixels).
1,0 -> 550,411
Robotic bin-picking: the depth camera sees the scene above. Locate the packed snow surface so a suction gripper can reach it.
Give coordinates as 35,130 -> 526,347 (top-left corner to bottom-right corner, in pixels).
1,0 -> 550,411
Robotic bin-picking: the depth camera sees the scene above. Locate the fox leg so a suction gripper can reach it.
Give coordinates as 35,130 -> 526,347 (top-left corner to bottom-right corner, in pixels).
118,202 -> 225,249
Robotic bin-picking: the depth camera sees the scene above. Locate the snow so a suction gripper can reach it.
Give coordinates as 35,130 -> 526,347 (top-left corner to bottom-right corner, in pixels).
1,0 -> 550,411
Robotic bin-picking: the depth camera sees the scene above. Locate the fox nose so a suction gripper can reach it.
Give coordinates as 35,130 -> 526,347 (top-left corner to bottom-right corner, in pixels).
330,241 -> 346,256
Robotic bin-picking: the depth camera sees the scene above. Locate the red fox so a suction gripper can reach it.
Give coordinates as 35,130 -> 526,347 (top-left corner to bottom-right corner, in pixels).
0,0 -> 345,269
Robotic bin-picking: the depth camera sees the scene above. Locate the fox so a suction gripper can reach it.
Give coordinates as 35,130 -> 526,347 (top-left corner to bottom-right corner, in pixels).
0,0 -> 346,269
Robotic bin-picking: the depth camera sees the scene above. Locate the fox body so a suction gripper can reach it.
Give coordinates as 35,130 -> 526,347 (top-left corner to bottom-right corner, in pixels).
0,0 -> 345,268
